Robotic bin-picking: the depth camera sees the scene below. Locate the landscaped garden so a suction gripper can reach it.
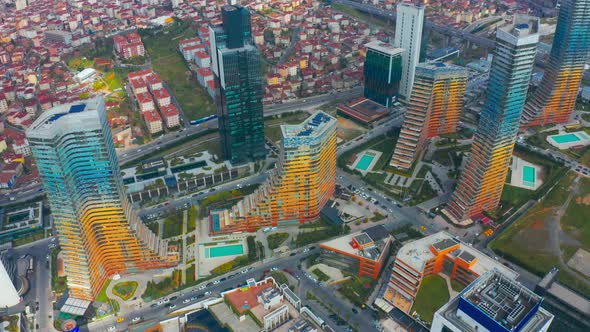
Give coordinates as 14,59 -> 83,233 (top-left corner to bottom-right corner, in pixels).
112,281 -> 139,301
267,232 -> 289,250
411,275 -> 450,323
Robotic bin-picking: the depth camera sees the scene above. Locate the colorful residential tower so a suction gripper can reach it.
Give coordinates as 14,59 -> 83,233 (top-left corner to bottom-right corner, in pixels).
363,41 -> 403,107
27,97 -> 172,300
210,112 -> 337,233
210,4 -> 266,164
521,0 -> 590,127
390,63 -> 467,171
446,16 -> 539,222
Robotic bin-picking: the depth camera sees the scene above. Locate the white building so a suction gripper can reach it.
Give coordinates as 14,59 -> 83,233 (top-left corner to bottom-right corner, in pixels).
0,258 -> 20,308
393,2 -> 424,101
431,270 -> 554,332
74,68 -> 96,83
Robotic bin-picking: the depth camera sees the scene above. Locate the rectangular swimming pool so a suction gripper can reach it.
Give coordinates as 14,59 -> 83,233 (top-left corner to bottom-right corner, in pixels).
207,244 -> 244,258
523,166 -> 535,187
552,133 -> 581,144
356,154 -> 375,171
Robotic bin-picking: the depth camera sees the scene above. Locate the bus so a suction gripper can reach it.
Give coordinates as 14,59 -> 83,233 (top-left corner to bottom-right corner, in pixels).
190,114 -> 217,126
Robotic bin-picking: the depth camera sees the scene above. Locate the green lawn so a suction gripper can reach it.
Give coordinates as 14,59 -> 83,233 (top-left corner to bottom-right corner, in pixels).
267,232 -> 289,250
112,281 -> 138,301
270,271 -> 289,286
411,275 -> 449,323
140,20 -> 215,121
337,276 -> 376,307
163,211 -> 184,239
451,279 -> 466,292
338,128 -> 400,173
562,177 -> 590,250
67,57 -> 94,71
501,184 -> 534,209
371,212 -> 386,222
312,268 -> 330,282
95,279 -> 112,303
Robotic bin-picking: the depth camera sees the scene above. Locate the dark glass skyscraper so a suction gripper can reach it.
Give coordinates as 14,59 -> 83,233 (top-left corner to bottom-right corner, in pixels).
363,41 -> 403,107
210,5 -> 266,164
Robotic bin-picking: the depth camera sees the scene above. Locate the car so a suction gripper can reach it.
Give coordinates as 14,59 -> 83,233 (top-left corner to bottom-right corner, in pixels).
197,294 -> 205,299
150,303 -> 157,308
198,285 -> 206,290
156,300 -> 163,305
170,296 -> 178,301
107,326 -> 116,332
116,317 -> 125,323
163,298 -> 170,303
183,299 -> 190,304
220,277 -> 227,281
169,304 -> 177,310
309,246 -> 316,250
213,280 -> 220,285
352,308 -> 359,314
289,252 -> 296,256
241,269 -> 248,274
204,291 -> 211,296
271,267 -> 278,271
206,282 -> 213,287
132,317 -> 141,323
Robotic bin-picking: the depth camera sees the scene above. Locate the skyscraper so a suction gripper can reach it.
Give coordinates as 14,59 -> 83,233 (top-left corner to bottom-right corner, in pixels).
447,16 -> 539,222
363,41 -> 403,107
521,0 -> 590,127
210,4 -> 266,164
393,2 -> 425,101
27,97 -> 171,300
391,63 -> 467,171
210,112 -> 337,233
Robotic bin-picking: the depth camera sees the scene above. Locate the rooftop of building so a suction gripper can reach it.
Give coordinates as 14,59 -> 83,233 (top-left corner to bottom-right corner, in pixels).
415,62 -> 468,78
27,97 -> 103,134
320,225 -> 390,262
497,14 -> 539,44
396,231 -> 517,278
365,40 -> 403,56
281,111 -> 336,140
435,270 -> 554,332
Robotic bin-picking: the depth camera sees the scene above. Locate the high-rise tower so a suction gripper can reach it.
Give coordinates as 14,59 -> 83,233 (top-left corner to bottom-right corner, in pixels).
391,63 -> 467,171
393,2 -> 425,101
363,41 -> 403,107
210,112 -> 337,233
27,97 -> 171,300
447,16 -> 539,222
210,4 -> 266,164
521,0 -> 590,127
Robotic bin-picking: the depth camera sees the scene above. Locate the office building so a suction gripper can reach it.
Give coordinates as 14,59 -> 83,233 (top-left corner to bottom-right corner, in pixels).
210,5 -> 266,164
320,225 -> 392,279
431,269 -> 554,332
393,2 -> 425,101
210,112 -> 337,233
381,231 -> 517,314
521,0 -> 590,127
446,16 -> 539,222
363,41 -> 403,107
26,97 -> 172,300
391,63 -> 467,171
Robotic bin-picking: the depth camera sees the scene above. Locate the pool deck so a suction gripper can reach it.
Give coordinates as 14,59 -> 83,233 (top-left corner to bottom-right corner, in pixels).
509,156 -> 543,191
547,131 -> 590,150
195,222 -> 249,277
350,149 -> 382,175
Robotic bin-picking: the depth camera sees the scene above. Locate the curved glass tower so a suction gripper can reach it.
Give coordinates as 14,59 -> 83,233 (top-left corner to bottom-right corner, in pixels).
521,0 -> 590,127
27,96 -> 171,300
447,16 -> 539,222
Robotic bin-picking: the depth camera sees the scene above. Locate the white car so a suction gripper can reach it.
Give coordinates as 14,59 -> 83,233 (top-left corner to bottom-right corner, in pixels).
107,326 -> 116,332
183,299 -> 190,304
204,291 -> 211,296
156,300 -> 163,306
132,317 -> 141,323
213,280 -> 220,285
163,298 -> 170,303
198,285 -> 206,290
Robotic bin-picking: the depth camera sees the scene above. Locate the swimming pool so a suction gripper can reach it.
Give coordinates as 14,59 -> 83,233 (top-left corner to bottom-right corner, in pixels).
207,244 -> 244,258
551,133 -> 581,144
523,166 -> 536,187
355,154 -> 375,171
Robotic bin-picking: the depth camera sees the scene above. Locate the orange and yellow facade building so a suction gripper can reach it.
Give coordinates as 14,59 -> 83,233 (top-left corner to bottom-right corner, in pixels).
521,0 -> 590,127
27,97 -> 173,300
382,232 -> 517,314
210,112 -> 337,234
447,16 -> 539,222
390,63 -> 467,171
